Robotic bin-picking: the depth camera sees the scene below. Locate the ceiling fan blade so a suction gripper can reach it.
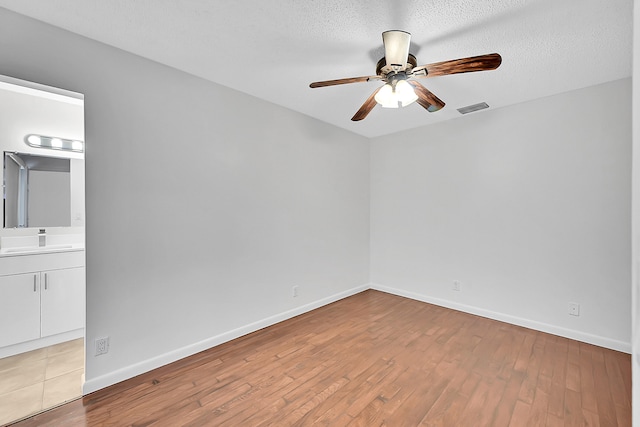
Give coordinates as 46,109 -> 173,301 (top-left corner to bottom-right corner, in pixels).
382,30 -> 411,69
310,75 -> 381,88
412,53 -> 502,78
408,81 -> 445,112
351,87 -> 382,121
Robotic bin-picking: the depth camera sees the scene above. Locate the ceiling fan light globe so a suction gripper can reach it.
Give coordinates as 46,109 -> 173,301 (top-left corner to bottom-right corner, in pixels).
374,84 -> 399,108
395,80 -> 418,107
400,96 -> 418,107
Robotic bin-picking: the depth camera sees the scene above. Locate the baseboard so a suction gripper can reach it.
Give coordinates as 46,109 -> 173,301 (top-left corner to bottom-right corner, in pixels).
370,283 -> 631,354
0,329 -> 83,359
82,284 -> 369,394
83,281 -> 630,394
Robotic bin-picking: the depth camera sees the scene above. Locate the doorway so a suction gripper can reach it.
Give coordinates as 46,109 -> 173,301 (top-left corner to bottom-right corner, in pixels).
0,75 -> 85,425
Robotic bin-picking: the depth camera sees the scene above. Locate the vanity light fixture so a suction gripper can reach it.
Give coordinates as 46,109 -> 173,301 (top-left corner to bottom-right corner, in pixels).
24,134 -> 84,153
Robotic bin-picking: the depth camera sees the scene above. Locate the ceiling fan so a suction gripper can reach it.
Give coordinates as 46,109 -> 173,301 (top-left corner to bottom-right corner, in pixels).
309,30 -> 502,121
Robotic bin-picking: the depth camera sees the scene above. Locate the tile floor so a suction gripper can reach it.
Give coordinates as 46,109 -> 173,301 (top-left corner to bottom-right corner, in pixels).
0,339 -> 84,426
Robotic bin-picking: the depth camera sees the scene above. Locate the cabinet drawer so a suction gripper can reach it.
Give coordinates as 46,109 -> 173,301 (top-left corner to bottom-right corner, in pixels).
0,250 -> 84,276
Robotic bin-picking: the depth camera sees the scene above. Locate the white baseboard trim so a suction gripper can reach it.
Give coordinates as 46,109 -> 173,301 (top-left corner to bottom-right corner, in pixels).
0,329 -> 83,359
370,283 -> 631,354
83,281 -> 630,395
83,284 -> 368,395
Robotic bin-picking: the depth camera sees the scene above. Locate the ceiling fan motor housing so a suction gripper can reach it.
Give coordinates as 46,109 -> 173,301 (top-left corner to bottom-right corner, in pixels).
382,30 -> 411,69
376,54 -> 418,77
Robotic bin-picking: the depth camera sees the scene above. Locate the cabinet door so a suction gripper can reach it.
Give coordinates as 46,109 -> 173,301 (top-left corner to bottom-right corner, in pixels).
0,273 -> 41,347
40,267 -> 85,337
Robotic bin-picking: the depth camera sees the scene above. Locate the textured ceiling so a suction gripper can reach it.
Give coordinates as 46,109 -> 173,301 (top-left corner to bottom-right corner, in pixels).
0,0 -> 632,138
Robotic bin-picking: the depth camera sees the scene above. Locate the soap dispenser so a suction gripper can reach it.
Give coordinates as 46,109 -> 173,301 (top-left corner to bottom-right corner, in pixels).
38,229 -> 46,247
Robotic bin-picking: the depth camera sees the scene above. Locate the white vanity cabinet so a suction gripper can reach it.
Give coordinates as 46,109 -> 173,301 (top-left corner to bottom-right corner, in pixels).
40,267 -> 85,337
0,250 -> 85,356
0,273 -> 41,347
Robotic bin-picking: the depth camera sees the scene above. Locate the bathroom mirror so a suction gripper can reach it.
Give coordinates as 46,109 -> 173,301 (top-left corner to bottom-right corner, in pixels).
3,151 -> 72,228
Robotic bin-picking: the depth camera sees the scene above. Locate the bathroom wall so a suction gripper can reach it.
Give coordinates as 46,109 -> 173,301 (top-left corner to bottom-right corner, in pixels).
371,78 -> 631,352
0,7 -> 371,392
0,79 -> 85,237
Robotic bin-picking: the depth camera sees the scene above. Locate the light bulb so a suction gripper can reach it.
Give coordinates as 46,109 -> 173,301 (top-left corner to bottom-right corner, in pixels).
72,140 -> 83,151
51,138 -> 63,148
27,135 -> 41,145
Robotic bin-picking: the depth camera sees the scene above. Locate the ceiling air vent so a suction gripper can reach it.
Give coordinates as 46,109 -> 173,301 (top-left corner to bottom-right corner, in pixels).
457,102 -> 489,115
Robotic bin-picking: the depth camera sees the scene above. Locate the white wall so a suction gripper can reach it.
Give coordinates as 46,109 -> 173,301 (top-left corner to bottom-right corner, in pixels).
0,8 -> 370,392
371,78 -> 632,352
631,0 -> 639,424
0,84 -> 84,153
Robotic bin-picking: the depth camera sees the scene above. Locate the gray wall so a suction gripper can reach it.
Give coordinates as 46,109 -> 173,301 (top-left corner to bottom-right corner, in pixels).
632,1 -> 639,423
371,78 -> 631,351
0,8 -> 370,392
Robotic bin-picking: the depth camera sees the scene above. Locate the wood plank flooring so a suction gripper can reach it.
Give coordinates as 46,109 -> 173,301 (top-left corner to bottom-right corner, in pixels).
9,290 -> 631,426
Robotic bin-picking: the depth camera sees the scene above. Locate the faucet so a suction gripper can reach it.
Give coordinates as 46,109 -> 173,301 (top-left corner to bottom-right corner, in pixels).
38,229 -> 46,247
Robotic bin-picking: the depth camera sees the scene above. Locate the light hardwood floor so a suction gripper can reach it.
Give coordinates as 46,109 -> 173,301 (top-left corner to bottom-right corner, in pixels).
9,291 -> 631,426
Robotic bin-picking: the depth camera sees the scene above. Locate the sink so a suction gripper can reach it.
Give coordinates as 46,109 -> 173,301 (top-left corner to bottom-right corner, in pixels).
0,244 -> 79,255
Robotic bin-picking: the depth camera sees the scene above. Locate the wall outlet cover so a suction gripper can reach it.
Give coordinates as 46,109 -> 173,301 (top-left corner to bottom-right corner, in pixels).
95,336 -> 109,356
568,302 -> 580,316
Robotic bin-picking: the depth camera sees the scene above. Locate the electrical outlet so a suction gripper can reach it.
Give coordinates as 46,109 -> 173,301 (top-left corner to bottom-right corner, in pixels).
452,281 -> 461,291
95,336 -> 110,356
292,285 -> 299,298
568,302 -> 580,316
